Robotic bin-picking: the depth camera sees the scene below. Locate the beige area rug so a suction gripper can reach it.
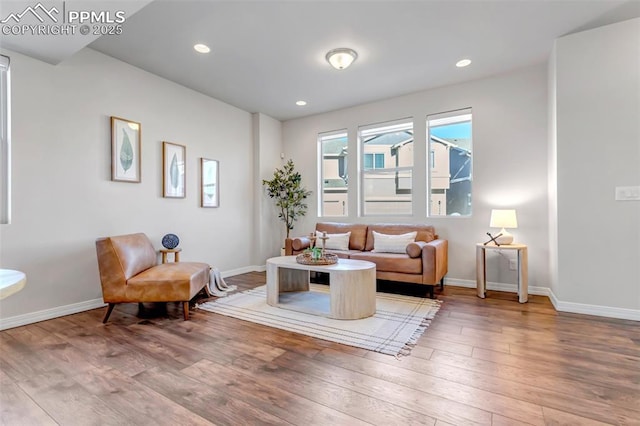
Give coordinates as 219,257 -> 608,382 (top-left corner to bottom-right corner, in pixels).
197,284 -> 441,357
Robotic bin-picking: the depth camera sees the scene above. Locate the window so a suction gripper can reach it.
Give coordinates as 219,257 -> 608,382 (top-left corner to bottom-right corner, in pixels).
364,153 -> 384,169
359,118 -> 413,215
427,109 -> 472,216
0,55 -> 10,224
318,130 -> 348,216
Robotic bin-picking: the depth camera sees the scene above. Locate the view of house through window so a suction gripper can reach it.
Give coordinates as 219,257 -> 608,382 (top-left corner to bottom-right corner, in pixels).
359,119 -> 413,215
318,130 -> 348,216
0,55 -> 10,224
427,109 -> 472,216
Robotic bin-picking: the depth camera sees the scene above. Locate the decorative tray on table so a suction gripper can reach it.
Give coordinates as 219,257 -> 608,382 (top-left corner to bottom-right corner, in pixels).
295,231 -> 338,265
295,252 -> 338,265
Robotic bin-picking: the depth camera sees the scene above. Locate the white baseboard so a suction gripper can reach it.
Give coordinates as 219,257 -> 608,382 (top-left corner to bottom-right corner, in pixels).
4,271 -> 635,330
548,289 -> 640,321
0,266 -> 265,331
0,298 -> 106,331
444,277 -> 550,296
221,265 -> 265,277
445,278 -> 638,322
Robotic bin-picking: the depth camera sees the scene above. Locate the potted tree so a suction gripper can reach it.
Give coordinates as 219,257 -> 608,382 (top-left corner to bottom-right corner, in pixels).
262,160 -> 312,248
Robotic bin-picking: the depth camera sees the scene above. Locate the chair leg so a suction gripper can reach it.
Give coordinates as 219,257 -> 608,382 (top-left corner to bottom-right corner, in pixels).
183,301 -> 190,320
103,303 -> 116,323
440,277 -> 445,290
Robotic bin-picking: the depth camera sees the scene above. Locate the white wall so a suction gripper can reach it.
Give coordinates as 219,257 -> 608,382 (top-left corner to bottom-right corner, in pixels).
553,18 -> 640,313
282,65 -> 550,290
0,48 -> 256,325
253,112 -> 284,262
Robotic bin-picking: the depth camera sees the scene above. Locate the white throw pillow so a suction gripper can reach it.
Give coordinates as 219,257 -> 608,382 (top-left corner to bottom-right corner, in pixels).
315,231 -> 351,251
372,231 -> 417,254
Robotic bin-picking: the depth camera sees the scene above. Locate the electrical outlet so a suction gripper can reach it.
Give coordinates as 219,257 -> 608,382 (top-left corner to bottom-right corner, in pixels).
509,259 -> 518,271
615,186 -> 640,201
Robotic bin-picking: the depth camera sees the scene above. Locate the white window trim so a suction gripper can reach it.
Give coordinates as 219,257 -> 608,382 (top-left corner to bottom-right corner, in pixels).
318,129 -> 348,217
426,107 -> 473,218
0,55 -> 10,224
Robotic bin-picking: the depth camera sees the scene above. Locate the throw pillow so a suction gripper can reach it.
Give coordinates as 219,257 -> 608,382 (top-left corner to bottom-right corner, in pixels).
405,242 -> 423,258
316,231 -> 351,251
372,231 -> 417,254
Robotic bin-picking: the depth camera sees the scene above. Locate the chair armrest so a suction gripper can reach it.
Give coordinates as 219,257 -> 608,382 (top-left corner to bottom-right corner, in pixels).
421,239 -> 448,285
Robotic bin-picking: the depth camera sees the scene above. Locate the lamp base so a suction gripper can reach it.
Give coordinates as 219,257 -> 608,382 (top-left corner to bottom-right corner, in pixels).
495,228 -> 514,245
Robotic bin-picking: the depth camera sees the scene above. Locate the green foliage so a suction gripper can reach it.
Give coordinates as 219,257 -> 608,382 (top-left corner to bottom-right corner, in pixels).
262,159 -> 312,239
305,246 -> 322,260
119,129 -> 133,172
170,153 -> 179,189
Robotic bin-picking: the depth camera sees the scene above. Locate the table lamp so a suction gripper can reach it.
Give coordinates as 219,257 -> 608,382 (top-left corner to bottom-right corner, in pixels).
489,209 -> 518,245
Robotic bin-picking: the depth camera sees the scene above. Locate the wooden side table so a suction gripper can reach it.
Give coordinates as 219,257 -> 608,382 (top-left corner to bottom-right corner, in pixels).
160,248 -> 182,263
476,243 -> 528,303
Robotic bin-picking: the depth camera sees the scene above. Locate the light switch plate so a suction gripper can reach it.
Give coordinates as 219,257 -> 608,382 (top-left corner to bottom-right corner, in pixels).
615,186 -> 640,201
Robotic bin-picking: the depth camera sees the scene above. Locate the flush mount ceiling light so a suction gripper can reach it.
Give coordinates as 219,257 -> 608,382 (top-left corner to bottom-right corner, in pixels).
456,59 -> 472,68
326,48 -> 358,70
193,44 -> 211,54
296,100 -> 307,106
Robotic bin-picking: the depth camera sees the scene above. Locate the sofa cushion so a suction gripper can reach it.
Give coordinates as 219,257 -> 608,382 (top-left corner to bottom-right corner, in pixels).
325,249 -> 362,259
371,231 -> 417,254
406,241 -> 428,258
349,252 -> 422,274
316,222 -> 368,251
291,237 -> 311,251
365,224 -> 436,251
316,231 -> 350,251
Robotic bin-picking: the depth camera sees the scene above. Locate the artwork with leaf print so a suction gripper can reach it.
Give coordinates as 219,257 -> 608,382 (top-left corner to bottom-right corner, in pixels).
163,141 -> 186,198
111,117 -> 141,182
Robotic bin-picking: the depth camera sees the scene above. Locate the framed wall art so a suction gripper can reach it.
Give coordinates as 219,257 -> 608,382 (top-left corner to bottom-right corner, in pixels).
111,116 -> 141,182
162,141 -> 186,198
201,158 -> 219,207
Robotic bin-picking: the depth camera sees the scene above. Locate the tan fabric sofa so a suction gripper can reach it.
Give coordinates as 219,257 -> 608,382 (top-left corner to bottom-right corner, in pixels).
95,233 -> 210,323
285,222 -> 448,297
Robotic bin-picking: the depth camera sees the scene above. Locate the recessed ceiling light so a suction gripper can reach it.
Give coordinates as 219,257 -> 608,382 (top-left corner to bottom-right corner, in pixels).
326,48 -> 358,70
456,59 -> 472,68
296,100 -> 307,106
194,44 -> 211,54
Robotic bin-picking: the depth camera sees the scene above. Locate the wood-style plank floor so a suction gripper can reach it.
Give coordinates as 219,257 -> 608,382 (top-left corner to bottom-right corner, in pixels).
1,272 -> 639,425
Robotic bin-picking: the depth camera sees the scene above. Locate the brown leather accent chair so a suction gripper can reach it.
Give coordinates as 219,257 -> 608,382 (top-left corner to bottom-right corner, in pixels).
95,233 -> 210,323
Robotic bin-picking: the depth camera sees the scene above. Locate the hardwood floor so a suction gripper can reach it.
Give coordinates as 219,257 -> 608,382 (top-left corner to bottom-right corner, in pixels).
1,272 -> 638,425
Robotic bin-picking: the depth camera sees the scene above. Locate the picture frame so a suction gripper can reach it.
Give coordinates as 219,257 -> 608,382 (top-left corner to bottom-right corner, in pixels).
201,158 -> 219,207
111,116 -> 141,182
162,141 -> 186,198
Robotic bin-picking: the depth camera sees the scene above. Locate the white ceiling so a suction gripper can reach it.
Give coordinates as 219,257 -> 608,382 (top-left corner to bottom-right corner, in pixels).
4,1 -> 640,121
0,1 -> 152,64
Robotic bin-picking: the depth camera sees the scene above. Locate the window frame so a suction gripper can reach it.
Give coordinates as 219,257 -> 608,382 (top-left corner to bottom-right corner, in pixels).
426,108 -> 473,217
0,55 -> 10,224
318,129 -> 349,217
358,118 -> 414,216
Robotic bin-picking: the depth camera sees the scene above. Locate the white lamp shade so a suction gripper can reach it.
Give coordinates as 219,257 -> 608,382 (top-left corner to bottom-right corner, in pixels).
489,209 -> 517,244
326,48 -> 358,70
489,209 -> 518,229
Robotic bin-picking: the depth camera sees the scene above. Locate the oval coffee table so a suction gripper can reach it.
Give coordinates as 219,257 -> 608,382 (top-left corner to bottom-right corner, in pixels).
266,256 -> 376,320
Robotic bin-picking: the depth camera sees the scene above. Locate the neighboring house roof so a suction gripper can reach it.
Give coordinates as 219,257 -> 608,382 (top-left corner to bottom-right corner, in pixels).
364,131 -> 413,146
322,139 -> 348,156
431,135 -> 471,153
